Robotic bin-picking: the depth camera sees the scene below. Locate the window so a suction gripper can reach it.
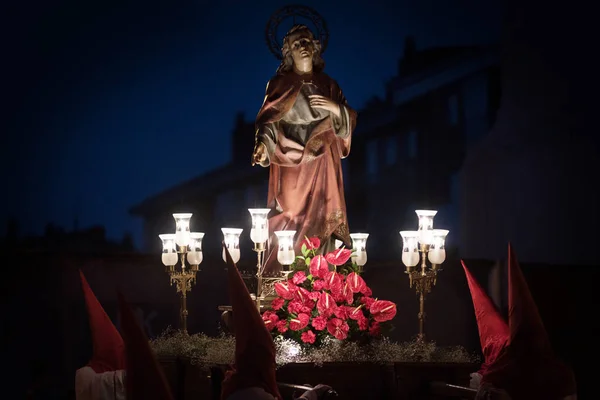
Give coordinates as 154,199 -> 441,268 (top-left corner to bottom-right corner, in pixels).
407,130 -> 418,159
385,136 -> 397,166
448,94 -> 459,125
366,139 -> 378,175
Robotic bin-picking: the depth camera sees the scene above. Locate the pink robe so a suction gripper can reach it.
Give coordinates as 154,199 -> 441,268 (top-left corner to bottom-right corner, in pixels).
254,70 -> 357,274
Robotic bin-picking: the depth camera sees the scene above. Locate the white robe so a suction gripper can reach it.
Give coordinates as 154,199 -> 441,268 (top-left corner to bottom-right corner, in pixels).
75,366 -> 126,400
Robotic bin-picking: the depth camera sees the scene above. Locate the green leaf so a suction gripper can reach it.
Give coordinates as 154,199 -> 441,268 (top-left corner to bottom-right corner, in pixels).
296,255 -> 305,260
307,274 -> 313,280
301,243 -> 309,257
305,257 -> 311,266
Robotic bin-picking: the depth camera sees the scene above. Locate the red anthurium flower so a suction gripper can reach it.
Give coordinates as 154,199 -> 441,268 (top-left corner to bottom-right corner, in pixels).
274,281 -> 295,300
327,318 -> 350,340
347,305 -> 364,321
289,313 -> 310,331
342,282 -> 354,304
262,311 -> 279,331
292,271 -> 307,285
301,330 -> 316,344
362,286 -> 373,297
324,271 -> 343,292
310,255 -> 329,278
324,248 -> 352,266
317,291 -> 336,317
346,272 -> 367,294
302,236 -> 321,250
370,300 -> 397,322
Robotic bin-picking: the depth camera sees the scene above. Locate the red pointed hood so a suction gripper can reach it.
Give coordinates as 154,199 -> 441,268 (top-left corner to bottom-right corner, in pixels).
118,291 -> 174,400
461,261 -> 509,375
480,244 -> 577,399
79,270 -> 125,373
507,243 -> 551,352
220,245 -> 281,400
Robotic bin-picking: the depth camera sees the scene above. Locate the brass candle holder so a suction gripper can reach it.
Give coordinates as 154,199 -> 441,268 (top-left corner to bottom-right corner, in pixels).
401,210 -> 449,341
159,214 -> 204,334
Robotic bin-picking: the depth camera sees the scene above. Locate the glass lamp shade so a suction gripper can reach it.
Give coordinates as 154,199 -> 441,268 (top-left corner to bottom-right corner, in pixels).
221,228 -> 243,263
415,210 -> 437,245
350,233 -> 369,267
248,208 -> 270,244
400,231 -> 420,267
428,229 -> 449,265
159,234 -> 178,266
275,230 -> 296,266
335,239 -> 344,249
187,232 -> 205,266
173,213 -> 193,247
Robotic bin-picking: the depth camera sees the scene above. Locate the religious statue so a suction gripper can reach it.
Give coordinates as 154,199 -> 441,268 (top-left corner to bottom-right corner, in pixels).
253,7 -> 357,275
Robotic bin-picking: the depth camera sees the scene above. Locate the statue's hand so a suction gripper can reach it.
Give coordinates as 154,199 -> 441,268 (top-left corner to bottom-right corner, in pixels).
252,142 -> 268,166
309,95 -> 341,118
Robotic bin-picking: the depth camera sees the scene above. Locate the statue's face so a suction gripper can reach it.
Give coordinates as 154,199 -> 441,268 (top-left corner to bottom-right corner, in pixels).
287,30 -> 314,67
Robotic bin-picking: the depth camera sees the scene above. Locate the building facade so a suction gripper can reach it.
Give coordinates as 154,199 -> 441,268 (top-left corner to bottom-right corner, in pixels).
346,38 -> 501,260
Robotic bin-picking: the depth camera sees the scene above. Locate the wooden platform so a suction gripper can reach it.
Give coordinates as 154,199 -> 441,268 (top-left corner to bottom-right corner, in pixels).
158,357 -> 478,400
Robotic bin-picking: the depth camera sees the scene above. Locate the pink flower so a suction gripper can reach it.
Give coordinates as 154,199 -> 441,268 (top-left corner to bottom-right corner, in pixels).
360,296 -> 375,309
312,279 -> 325,291
341,282 -> 354,305
271,297 -> 284,311
334,306 -> 349,319
357,314 -> 369,331
316,291 -> 336,318
326,318 -> 350,340
262,311 -> 279,331
346,272 -> 367,294
307,291 -> 320,301
323,270 -> 343,292
324,248 -> 352,266
369,322 -> 381,336
292,271 -> 307,285
362,286 -> 373,297
290,313 -> 310,331
370,300 -> 397,322
276,320 -> 288,333
309,255 -> 329,279
274,282 -> 295,300
302,236 -> 321,250
301,330 -> 316,344
288,300 -> 304,314
347,305 -> 364,321
311,315 -> 328,331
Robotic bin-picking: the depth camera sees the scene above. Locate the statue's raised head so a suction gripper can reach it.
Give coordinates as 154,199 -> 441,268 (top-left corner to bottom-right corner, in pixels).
265,5 -> 329,74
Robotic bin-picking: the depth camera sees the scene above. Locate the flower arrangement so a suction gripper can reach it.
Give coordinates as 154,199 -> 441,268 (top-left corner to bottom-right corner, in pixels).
262,237 -> 397,347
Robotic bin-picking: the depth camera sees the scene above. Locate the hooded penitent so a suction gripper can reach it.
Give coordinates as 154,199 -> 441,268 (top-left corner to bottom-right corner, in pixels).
461,261 -> 509,376
80,270 -> 126,373
468,244 -> 577,399
117,291 -> 174,400
220,245 -> 282,400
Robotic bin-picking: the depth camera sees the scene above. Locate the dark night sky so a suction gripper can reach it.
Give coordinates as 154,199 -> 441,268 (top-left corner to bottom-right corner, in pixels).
3,0 -> 501,248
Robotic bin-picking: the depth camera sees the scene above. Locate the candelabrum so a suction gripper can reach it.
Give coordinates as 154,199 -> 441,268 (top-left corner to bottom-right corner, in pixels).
400,210 -> 449,341
159,213 -> 204,334
248,208 -> 270,312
